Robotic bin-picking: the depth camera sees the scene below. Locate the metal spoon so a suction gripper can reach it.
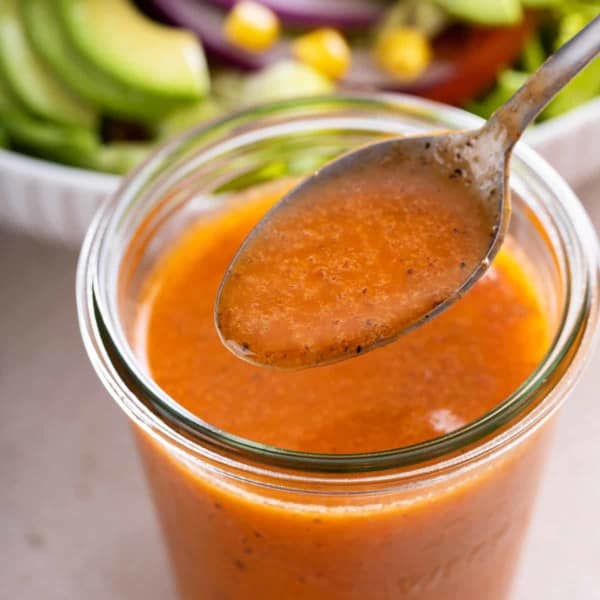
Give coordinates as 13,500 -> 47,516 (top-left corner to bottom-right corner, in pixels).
216,15 -> 600,370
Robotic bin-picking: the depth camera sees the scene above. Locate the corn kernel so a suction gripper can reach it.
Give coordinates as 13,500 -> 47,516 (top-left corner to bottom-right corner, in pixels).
374,27 -> 432,81
292,28 -> 351,80
224,1 -> 280,52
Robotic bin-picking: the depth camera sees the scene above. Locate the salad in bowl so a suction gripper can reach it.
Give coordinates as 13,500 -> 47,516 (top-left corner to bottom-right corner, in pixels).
0,0 -> 598,243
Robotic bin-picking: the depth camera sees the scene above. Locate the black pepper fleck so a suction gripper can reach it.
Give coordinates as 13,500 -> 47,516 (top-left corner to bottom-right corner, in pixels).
234,559 -> 246,571
356,345 -> 362,354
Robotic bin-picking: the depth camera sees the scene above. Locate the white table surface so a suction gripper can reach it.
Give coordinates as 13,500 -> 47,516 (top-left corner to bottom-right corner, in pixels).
1,178 -> 599,600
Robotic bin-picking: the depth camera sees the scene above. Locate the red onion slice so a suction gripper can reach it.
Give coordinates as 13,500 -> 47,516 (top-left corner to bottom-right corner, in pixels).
205,0 -> 387,28
147,0 -> 288,69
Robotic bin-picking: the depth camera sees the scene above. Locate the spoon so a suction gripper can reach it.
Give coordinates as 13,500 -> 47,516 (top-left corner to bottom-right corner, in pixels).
216,15 -> 600,370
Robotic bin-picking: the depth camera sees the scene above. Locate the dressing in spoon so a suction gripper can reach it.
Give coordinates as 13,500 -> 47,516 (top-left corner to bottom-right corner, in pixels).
215,15 -> 600,370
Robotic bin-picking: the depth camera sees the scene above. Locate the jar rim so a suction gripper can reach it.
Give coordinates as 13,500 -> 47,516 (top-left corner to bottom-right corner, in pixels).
77,94 -> 600,479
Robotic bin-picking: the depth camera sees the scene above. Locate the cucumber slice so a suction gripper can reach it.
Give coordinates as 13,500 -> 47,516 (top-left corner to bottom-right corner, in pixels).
543,10 -> 600,118
379,0 -> 449,39
467,69 -> 528,118
22,0 -> 193,122
0,0 -> 96,128
156,98 -> 223,138
59,0 -> 209,100
242,61 -> 334,106
92,142 -> 150,174
212,71 -> 245,107
432,0 -> 523,26
3,108 -> 99,168
521,35 -> 545,73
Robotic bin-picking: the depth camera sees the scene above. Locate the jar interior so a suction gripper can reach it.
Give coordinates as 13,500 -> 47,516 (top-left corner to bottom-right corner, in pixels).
96,106 -> 566,459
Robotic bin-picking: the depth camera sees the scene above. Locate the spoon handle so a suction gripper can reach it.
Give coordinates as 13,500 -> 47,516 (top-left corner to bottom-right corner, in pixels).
484,14 -> 600,150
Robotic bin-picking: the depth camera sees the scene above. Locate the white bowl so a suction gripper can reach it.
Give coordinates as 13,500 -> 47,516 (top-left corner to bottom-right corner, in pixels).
0,149 -> 118,246
1,97 -> 599,247
525,97 -> 600,188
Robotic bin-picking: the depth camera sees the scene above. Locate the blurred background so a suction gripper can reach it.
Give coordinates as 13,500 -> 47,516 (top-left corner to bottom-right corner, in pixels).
1,0 -> 599,598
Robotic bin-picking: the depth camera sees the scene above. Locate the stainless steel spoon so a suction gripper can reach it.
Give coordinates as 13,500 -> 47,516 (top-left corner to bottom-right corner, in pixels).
216,15 -> 600,370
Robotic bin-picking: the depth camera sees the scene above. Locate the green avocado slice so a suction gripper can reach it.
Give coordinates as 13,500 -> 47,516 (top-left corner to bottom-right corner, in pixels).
2,108 -> 99,168
0,70 -> 17,113
432,0 -> 523,26
58,0 -> 209,101
0,0 -> 96,128
22,0 -> 194,122
2,106 -> 150,173
1,57 -> 152,173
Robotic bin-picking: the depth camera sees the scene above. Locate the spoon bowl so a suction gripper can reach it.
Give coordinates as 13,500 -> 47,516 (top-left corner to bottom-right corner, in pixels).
215,127 -> 505,369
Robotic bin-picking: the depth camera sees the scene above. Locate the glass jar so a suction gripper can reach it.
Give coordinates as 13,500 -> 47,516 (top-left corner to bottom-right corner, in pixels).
77,96 -> 599,600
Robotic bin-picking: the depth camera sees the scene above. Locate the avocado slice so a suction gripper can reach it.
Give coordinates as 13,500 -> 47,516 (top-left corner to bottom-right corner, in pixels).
2,103 -> 152,172
22,0 -> 196,123
2,108 -> 99,168
0,0 -> 96,128
58,0 -> 209,101
0,79 -> 9,148
0,70 -> 16,113
432,0 -> 523,26
1,60 -> 151,173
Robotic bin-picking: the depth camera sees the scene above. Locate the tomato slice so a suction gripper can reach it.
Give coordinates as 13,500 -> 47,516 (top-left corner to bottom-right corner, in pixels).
420,13 -> 537,105
344,14 -> 536,106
